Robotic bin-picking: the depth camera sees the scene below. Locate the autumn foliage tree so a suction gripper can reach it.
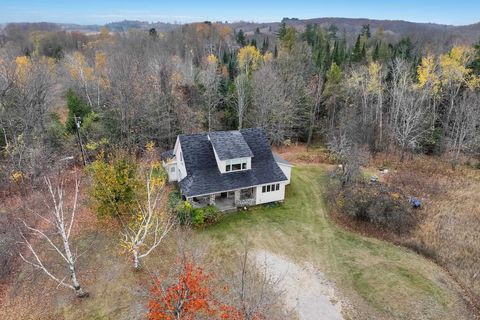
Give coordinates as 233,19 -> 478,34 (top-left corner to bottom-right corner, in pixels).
148,259 -> 240,320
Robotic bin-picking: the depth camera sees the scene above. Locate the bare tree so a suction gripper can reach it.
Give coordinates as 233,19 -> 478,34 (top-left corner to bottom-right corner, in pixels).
234,73 -> 249,130
327,108 -> 370,187
199,55 -> 221,132
0,52 -> 56,181
223,240 -> 286,319
250,63 -> 296,144
17,177 -> 88,298
121,165 -> 174,270
447,91 -> 480,168
393,88 -> 431,162
306,72 -> 324,148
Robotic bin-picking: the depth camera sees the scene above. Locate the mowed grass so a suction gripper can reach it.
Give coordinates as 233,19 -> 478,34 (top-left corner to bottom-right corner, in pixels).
200,165 -> 473,319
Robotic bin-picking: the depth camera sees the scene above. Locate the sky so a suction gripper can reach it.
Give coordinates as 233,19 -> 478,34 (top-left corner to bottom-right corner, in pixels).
0,0 -> 479,26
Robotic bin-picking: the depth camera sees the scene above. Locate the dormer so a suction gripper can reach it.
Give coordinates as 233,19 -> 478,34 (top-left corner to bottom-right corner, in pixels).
208,131 -> 254,173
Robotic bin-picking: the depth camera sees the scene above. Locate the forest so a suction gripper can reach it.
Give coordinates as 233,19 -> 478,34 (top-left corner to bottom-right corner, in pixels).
1,19 -> 480,319
1,21 -> 479,183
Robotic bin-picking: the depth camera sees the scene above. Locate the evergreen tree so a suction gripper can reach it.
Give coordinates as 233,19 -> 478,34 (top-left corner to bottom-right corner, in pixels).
373,43 -> 380,61
278,22 -> 287,40
351,35 -> 365,63
328,24 -> 338,39
250,38 -> 257,48
236,29 -> 246,46
361,24 -> 371,38
65,89 -> 91,133
261,37 -> 269,54
302,24 -> 317,46
222,51 -> 229,64
471,38 -> 480,75
149,28 -> 157,38
393,37 -> 415,61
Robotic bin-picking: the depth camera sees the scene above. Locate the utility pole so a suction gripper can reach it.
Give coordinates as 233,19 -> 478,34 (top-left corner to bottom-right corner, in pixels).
74,115 -> 87,166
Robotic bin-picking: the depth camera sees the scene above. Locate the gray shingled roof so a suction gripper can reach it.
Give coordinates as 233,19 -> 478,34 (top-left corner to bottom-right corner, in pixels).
273,153 -> 292,166
160,149 -> 174,161
178,128 -> 287,197
208,130 -> 253,160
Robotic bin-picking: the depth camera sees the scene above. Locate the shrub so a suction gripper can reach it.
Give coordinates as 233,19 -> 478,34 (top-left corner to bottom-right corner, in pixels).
203,205 -> 220,224
87,152 -> 143,219
191,209 -> 205,226
167,190 -> 182,210
167,191 -> 220,227
331,180 -> 416,234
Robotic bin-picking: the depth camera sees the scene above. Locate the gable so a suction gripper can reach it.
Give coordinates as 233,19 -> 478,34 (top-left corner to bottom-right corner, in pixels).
208,130 -> 254,160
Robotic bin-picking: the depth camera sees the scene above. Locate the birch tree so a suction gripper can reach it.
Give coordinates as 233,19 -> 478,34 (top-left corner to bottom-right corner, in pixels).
17,177 -> 88,298
234,73 -> 249,130
121,153 -> 174,270
65,51 -> 95,107
393,88 -> 431,161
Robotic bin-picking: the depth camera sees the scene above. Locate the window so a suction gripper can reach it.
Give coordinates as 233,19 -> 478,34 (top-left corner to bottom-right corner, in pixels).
262,183 -> 280,193
225,158 -> 248,172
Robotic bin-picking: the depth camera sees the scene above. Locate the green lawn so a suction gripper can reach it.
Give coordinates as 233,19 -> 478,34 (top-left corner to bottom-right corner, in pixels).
200,165 -> 473,319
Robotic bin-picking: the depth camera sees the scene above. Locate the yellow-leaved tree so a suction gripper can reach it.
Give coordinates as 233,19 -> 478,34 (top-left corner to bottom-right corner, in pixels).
417,54 -> 440,94
237,45 -> 263,75
65,51 -> 95,107
15,56 -> 32,84
438,45 -> 479,122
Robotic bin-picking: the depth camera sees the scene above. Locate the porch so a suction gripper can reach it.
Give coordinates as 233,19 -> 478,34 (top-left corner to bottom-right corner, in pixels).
189,187 -> 256,212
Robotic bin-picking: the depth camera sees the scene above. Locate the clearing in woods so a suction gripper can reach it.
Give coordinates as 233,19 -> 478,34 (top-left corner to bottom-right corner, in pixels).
201,165 -> 474,319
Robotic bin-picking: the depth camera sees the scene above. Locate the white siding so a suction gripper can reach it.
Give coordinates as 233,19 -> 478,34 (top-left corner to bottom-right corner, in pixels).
255,183 -> 285,205
212,146 -> 251,173
277,163 -> 292,184
165,161 -> 178,182
174,137 -> 187,180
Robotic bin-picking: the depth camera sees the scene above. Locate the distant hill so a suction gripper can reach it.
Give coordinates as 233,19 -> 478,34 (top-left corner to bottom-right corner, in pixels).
2,17 -> 479,49
230,17 -> 480,50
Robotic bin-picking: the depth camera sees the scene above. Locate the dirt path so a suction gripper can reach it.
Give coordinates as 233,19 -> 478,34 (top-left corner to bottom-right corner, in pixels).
255,250 -> 346,320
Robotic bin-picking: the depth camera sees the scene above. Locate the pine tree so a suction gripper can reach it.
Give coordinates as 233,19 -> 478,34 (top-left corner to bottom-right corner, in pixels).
261,37 -> 269,54
236,29 -> 246,47
351,35 -> 364,63
361,24 -> 371,38
278,22 -> 287,40
471,39 -> 480,75
373,43 -> 380,61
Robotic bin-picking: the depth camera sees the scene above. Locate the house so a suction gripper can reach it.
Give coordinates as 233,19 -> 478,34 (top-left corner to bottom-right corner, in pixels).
160,128 -> 293,211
